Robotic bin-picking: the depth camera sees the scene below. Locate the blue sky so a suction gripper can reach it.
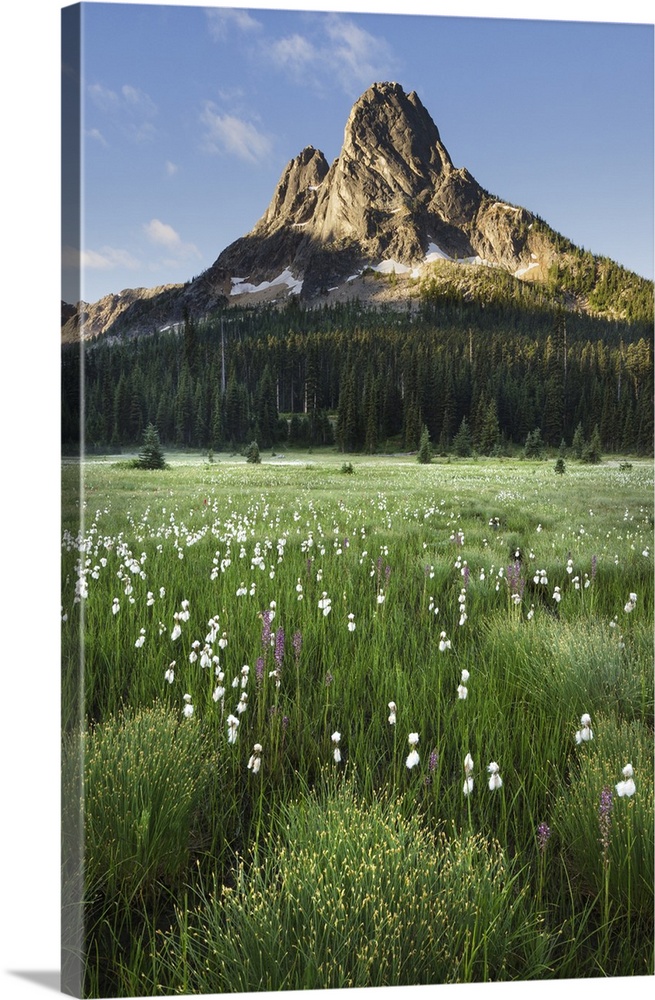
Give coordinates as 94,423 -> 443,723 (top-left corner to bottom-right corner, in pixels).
0,4 -> 653,998
64,0 -> 654,304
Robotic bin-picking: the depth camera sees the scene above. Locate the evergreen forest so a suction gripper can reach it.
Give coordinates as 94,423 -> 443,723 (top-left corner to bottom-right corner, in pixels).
61,288 -> 654,456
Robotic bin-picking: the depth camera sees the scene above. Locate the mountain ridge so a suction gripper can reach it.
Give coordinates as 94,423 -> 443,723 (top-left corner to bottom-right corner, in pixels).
62,81 -> 653,342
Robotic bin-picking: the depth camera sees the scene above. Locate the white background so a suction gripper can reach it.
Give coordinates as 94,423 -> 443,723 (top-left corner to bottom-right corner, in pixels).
1,1 -> 652,998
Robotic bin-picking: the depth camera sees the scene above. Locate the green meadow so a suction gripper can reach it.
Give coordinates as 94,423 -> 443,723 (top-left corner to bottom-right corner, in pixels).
61,452 -> 654,995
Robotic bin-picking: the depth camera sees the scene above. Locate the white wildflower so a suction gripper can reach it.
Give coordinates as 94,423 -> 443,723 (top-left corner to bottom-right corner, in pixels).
487,761 -> 503,790
624,592 -> 637,613
227,714 -> 240,744
406,732 -> 420,769
247,743 -> 263,774
615,762 -> 636,797
575,712 -> 594,744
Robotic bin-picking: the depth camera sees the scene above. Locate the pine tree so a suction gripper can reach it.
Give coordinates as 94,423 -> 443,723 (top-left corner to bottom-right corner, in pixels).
417,424 -> 432,464
363,367 -> 379,454
523,427 -> 545,459
452,417 -> 473,457
581,424 -> 602,464
571,422 -> 586,459
256,365 -> 278,449
554,440 -> 567,475
246,440 -> 261,464
134,423 -> 166,470
477,398 -> 500,455
336,361 -> 360,452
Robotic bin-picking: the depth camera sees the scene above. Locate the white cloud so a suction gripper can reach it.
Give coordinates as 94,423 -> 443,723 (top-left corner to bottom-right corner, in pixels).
268,33 -> 317,74
165,160 -> 178,176
86,81 -> 158,142
263,14 -> 399,95
200,103 -> 272,163
206,7 -> 262,41
85,127 -> 108,147
77,246 -> 141,271
323,14 -> 398,90
143,219 -> 201,260
144,218 -> 180,249
87,83 -> 120,113
121,84 -> 157,117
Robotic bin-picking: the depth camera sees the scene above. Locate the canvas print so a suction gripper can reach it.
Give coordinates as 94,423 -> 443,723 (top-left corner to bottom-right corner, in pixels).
61,2 -> 654,996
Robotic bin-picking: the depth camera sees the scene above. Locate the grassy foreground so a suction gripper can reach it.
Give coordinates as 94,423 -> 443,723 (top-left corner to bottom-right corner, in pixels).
61,452 -> 654,995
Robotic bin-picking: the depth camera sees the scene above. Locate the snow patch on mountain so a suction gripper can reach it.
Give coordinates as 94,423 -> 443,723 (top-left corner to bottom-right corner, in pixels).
231,269 -> 303,296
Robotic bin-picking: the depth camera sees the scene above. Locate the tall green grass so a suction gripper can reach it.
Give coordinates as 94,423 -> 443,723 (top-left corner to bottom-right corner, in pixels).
61,455 -> 654,994
162,778 -> 553,992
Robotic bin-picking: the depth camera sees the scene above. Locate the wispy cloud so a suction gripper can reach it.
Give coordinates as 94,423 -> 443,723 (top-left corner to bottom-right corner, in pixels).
206,7 -> 262,42
75,246 -> 141,271
263,14 -> 399,96
85,127 -> 108,148
87,82 -> 120,113
87,82 -> 158,142
200,103 -> 273,163
165,160 -> 178,176
323,15 -> 398,91
268,33 -> 317,75
143,219 -> 201,261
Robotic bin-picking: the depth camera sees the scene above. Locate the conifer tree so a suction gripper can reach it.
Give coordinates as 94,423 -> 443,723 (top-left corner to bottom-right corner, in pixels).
336,361 -> 360,452
571,421 -> 586,459
523,427 -> 545,459
477,398 -> 500,455
246,440 -> 261,464
452,417 -> 473,457
582,424 -> 602,464
134,423 -> 166,469
417,424 -> 432,464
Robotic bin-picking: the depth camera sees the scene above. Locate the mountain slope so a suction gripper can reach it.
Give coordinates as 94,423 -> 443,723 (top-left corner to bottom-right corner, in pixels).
62,81 -> 653,341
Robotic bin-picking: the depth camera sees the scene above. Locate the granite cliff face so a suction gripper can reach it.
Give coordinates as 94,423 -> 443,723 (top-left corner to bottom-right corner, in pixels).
63,81 -> 650,341
215,81 -> 543,299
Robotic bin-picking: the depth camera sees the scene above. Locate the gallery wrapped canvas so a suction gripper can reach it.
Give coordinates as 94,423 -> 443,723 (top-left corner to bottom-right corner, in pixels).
61,2 -> 654,997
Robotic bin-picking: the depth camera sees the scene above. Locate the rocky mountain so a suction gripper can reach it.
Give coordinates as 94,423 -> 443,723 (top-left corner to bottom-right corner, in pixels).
218,81 -> 542,301
62,81 -> 652,341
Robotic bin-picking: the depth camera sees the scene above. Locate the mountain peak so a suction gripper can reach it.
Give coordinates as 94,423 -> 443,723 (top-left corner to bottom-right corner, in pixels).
73,82 -> 649,332
214,81 -> 492,296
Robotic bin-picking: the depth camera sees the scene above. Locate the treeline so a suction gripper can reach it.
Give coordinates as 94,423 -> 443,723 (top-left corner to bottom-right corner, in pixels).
61,296 -> 654,455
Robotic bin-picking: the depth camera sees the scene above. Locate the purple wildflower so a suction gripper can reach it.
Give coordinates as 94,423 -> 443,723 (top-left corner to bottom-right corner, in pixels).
385,564 -> 391,583
324,671 -> 334,687
591,554 -> 598,581
292,630 -> 302,661
598,786 -> 613,862
274,627 -> 285,668
506,561 -> 525,598
537,822 -> 551,853
429,749 -> 438,772
255,656 -> 264,684
462,563 -> 470,589
260,610 -> 272,649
